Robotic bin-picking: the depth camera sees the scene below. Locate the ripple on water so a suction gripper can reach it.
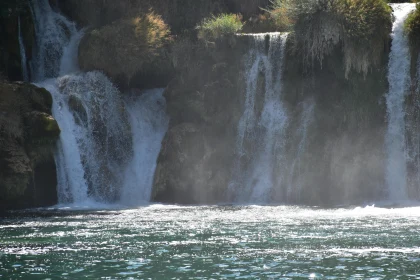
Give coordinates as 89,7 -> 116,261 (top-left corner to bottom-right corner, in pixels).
1,206 -> 420,279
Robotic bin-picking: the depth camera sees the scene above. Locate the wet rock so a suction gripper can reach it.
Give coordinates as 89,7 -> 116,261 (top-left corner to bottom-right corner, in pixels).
0,81 -> 59,211
78,13 -> 172,90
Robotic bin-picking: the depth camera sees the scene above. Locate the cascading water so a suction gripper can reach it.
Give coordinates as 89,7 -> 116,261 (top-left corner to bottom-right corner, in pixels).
406,52 -> 420,199
30,0 -> 78,81
52,73 -> 133,203
385,3 -> 416,202
121,89 -> 169,205
45,80 -> 89,203
286,99 -> 315,203
229,33 -> 289,203
18,17 -> 29,82
30,0 -> 168,205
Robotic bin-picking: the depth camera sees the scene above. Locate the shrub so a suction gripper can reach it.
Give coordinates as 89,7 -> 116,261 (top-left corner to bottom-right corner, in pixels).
288,0 -> 392,78
78,11 -> 171,86
243,1 -> 293,33
268,6 -> 294,31
196,14 -> 243,41
339,0 -> 392,77
405,4 -> 420,46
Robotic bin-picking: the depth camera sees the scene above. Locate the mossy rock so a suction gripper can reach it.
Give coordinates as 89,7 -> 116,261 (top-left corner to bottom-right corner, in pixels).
0,0 -> 35,81
24,111 -> 60,140
78,12 -> 173,89
0,81 -> 59,210
290,0 -> 392,78
0,140 -> 32,199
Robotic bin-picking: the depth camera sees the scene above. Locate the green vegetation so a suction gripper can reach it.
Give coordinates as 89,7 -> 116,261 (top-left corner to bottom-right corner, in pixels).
405,4 -> 420,45
404,3 -> 420,79
0,82 -> 59,203
196,14 -> 243,41
340,0 -> 392,77
271,0 -> 392,78
242,7 -> 293,32
78,11 -> 171,86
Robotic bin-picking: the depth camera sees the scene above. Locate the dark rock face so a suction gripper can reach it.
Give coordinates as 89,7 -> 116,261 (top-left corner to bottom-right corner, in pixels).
153,38 -> 247,204
0,82 -> 60,211
153,33 -> 392,206
78,13 -> 173,90
58,0 -> 270,33
279,44 -> 390,206
0,2 -> 35,81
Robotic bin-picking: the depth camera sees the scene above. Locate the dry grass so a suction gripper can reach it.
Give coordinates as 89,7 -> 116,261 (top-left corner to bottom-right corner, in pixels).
79,11 -> 171,85
288,0 -> 392,77
340,0 -> 392,77
405,3 -> 420,45
196,14 -> 243,42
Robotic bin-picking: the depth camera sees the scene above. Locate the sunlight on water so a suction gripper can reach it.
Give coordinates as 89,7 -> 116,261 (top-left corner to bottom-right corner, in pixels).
1,206 -> 420,279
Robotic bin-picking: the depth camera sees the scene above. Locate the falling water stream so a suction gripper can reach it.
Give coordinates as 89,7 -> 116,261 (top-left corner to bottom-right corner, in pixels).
121,89 -> 169,205
17,17 -> 28,82
25,0 -> 420,207
286,99 -> 315,203
2,2 -> 420,279
385,3 -> 416,202
29,0 -> 168,206
229,33 -> 289,203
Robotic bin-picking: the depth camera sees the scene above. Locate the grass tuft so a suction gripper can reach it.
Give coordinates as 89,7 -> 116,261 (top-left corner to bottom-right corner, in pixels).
196,14 -> 244,41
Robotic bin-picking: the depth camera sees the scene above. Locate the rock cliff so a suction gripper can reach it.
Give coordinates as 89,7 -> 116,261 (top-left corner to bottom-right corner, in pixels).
0,81 -> 59,211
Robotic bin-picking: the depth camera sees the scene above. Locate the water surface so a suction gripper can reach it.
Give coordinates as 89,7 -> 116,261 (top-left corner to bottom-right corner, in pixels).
1,205 -> 420,279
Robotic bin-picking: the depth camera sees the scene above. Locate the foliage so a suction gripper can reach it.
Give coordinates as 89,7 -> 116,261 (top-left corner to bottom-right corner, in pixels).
339,0 -> 392,77
61,0 -> 228,35
267,5 -> 294,31
274,0 -> 392,78
243,4 -> 293,33
196,14 -> 243,41
79,11 -> 171,86
405,4 -> 420,45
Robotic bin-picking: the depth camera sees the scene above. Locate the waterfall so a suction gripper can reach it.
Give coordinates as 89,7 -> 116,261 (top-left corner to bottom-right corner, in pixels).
18,17 -> 29,82
286,99 -> 315,203
385,3 -> 416,202
54,73 -> 133,203
30,0 -> 78,81
30,0 -> 168,205
229,33 -> 289,203
41,79 -> 89,203
406,53 -> 420,200
121,89 -> 169,205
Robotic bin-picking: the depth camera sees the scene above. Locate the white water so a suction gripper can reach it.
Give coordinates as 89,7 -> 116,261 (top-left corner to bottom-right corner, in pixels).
56,72 -> 133,202
41,79 -> 89,203
286,99 -> 315,202
405,54 -> 420,199
18,17 -> 29,82
385,3 -> 416,202
229,33 -> 289,203
121,89 -> 169,205
30,0 -> 168,205
30,0 -> 77,81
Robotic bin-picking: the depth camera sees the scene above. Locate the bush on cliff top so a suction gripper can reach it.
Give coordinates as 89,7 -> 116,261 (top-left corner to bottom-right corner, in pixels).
340,0 -> 392,77
405,4 -> 420,45
242,1 -> 293,33
196,14 -> 243,41
78,11 -> 171,87
285,0 -> 392,77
